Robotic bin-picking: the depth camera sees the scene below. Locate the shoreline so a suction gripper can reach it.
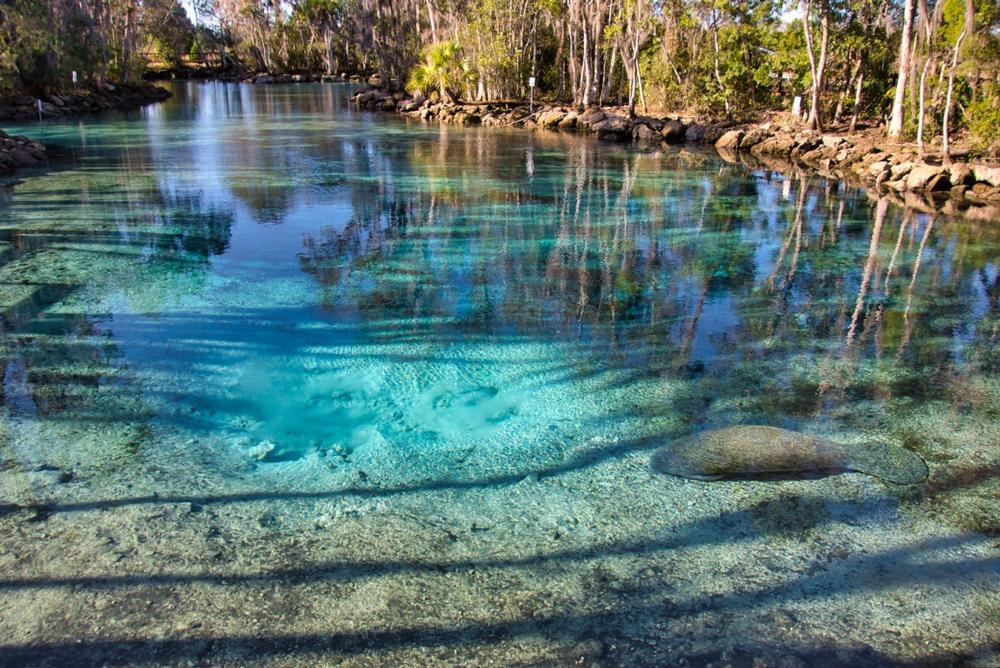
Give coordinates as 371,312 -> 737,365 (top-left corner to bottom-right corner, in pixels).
0,131 -> 46,177
0,82 -> 171,123
352,87 -> 1000,218
0,82 -> 171,177
145,69 -> 371,86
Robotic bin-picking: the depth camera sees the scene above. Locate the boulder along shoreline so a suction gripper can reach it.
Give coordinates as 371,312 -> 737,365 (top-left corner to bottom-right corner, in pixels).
0,130 -> 46,177
0,82 -> 171,177
352,87 -> 1000,219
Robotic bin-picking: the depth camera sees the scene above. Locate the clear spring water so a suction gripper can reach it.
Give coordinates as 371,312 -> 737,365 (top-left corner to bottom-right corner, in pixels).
0,82 -> 998,664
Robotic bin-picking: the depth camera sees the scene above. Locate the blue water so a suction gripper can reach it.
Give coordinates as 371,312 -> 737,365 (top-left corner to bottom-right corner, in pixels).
1,81 -> 999,665
1,82 -> 999,484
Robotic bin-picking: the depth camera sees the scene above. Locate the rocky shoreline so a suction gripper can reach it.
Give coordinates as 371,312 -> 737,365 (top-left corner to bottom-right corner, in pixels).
351,87 -> 1000,215
0,82 -> 171,177
145,68 -> 370,86
0,130 -> 46,176
0,82 -> 170,123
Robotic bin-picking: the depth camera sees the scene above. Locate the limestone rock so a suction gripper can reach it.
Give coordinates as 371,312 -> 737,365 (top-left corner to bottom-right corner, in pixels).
967,182 -> 1000,205
821,134 -> 847,150
537,109 -> 566,128
890,162 -> 913,180
703,123 -> 731,143
739,127 -> 770,149
577,108 -> 606,129
906,164 -> 945,191
557,111 -> 578,129
591,114 -> 631,140
684,124 -> 705,142
926,172 -> 952,192
10,147 -> 39,167
752,134 -> 797,156
661,120 -> 687,143
632,122 -> 658,142
868,161 -> 889,179
715,129 -> 745,150
948,163 -> 973,186
971,163 -> 1000,187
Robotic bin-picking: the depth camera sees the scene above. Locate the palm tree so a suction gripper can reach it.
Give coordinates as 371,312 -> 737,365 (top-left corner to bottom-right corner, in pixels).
407,41 -> 468,104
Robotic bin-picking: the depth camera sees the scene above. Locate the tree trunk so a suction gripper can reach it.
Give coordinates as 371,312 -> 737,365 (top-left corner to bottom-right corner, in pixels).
849,63 -> 865,133
888,0 -> 915,138
426,0 -> 438,43
916,54 -> 933,159
942,27 -> 967,167
802,0 -> 829,131
711,14 -> 729,116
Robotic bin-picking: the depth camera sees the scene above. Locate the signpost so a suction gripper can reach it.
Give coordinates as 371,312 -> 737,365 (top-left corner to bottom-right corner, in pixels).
528,76 -> 536,114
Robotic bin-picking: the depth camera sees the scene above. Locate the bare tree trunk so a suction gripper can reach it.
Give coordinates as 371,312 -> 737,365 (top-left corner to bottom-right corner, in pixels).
835,57 -> 862,124
121,0 -> 136,83
888,0 -> 915,138
916,54 -> 932,159
942,27 -> 967,167
426,0 -> 438,42
802,0 -> 829,131
711,13 -> 729,116
849,54 -> 865,133
600,42 -> 618,105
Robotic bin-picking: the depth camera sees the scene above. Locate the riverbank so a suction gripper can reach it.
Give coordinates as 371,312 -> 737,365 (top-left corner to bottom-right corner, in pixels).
0,82 -> 172,177
145,67 -> 371,86
351,88 -> 1000,216
0,82 -> 171,123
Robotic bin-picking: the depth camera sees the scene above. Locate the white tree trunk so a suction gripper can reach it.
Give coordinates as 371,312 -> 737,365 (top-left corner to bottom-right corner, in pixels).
888,0 -> 915,138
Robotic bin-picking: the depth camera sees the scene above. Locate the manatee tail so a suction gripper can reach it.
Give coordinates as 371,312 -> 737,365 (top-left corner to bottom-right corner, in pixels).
847,442 -> 928,485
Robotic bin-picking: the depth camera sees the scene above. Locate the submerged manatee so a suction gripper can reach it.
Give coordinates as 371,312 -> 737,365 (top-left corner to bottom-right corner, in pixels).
651,425 -> 928,484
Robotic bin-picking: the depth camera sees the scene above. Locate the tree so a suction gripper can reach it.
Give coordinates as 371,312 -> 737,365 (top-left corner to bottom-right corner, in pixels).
887,0 -> 915,138
801,0 -> 830,130
407,41 -> 469,103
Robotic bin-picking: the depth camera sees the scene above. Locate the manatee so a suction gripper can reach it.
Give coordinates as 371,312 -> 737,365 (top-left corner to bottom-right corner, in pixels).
650,425 -> 928,484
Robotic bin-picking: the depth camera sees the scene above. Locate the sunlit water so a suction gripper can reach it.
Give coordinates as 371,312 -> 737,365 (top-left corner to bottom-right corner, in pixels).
0,82 -> 998,664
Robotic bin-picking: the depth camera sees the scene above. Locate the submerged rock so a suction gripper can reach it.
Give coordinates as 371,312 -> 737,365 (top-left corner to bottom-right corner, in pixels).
650,425 -> 928,484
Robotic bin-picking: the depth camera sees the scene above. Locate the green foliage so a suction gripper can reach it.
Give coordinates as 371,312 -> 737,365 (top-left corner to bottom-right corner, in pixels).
407,41 -> 472,102
967,86 -> 1000,155
1,0 -> 196,90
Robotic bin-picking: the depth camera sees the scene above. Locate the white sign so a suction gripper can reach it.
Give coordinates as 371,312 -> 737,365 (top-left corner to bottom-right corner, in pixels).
528,76 -> 536,88
791,96 -> 802,117
72,70 -> 78,84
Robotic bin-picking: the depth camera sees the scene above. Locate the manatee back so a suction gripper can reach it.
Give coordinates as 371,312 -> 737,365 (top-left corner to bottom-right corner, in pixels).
650,425 -> 851,480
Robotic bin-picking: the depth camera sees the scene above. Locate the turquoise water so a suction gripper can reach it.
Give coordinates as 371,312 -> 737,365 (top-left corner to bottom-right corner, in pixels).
0,83 -> 998,665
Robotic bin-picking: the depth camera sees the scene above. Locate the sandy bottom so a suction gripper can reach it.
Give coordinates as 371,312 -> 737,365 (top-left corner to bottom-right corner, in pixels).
1,399 -> 998,667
